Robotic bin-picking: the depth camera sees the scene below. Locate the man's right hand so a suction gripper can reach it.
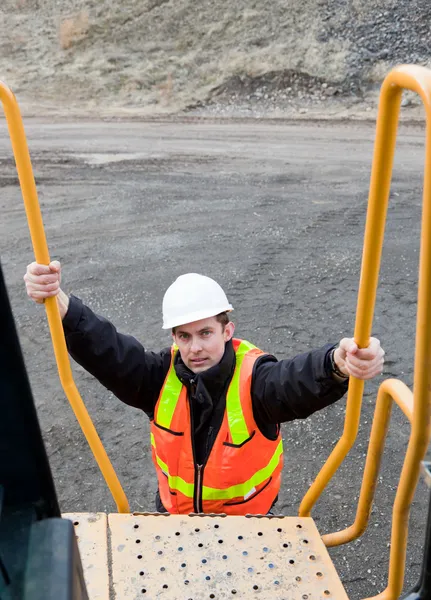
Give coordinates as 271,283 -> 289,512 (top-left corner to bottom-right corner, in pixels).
24,261 -> 70,319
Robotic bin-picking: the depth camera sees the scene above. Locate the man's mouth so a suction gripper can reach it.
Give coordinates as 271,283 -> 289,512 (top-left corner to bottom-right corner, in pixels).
191,358 -> 207,364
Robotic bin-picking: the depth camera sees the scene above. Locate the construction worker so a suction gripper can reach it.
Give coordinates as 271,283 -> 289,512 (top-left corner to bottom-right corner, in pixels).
24,261 -> 384,515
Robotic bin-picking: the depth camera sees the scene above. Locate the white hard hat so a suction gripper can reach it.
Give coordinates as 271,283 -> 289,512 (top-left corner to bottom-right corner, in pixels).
162,273 -> 233,329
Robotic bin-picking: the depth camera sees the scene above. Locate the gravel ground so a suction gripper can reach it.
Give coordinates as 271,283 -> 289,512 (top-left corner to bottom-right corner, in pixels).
0,118 -> 429,598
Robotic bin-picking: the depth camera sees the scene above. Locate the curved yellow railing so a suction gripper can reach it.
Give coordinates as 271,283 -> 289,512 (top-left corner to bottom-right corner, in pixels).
0,81 -> 130,513
300,64 -> 431,598
324,377 -> 429,599
323,379 -> 414,548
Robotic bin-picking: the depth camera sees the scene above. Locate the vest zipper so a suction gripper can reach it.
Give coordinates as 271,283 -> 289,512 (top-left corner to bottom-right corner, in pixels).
188,379 -> 201,513
196,463 -> 204,513
189,379 -> 210,513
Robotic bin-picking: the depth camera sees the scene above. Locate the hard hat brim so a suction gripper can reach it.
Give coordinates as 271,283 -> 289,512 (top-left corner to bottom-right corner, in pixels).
163,305 -> 233,329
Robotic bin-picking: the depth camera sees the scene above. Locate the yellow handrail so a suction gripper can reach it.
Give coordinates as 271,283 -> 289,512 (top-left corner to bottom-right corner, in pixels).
0,81 -> 130,513
323,379 -> 413,548
299,65 -> 431,522
375,380 -> 429,600
300,64 -> 431,598
323,377 -> 430,599
363,65 -> 431,600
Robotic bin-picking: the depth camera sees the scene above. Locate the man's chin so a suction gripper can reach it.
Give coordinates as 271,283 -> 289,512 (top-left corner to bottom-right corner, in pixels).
189,360 -> 211,373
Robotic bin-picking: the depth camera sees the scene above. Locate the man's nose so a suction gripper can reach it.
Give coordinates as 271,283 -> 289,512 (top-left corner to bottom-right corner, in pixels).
190,338 -> 202,353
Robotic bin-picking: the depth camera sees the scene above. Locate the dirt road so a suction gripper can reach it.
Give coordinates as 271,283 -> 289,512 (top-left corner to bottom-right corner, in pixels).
0,118 -> 428,597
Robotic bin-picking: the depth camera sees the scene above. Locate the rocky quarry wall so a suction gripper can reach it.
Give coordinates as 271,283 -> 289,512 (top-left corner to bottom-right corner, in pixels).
0,0 -> 430,117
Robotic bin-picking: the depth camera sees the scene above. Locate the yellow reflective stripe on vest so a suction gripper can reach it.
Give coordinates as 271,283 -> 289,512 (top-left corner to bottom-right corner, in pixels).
226,340 -> 257,445
151,433 -> 194,498
156,348 -> 182,429
202,439 -> 283,500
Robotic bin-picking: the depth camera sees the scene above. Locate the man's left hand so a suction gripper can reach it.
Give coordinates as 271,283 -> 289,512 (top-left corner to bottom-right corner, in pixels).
334,337 -> 385,380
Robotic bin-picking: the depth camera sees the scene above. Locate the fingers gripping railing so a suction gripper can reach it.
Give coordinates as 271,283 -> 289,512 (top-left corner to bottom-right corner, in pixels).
0,81 -> 130,513
299,63 -> 431,558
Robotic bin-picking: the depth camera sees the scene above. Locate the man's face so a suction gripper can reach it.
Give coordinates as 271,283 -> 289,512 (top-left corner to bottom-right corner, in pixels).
172,316 -> 235,374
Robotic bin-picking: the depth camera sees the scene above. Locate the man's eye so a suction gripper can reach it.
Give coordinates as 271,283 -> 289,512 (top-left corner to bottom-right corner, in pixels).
179,333 -> 189,340
202,331 -> 211,337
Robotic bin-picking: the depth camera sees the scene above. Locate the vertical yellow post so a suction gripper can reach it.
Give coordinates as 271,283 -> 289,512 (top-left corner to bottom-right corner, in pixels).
0,81 -> 130,513
300,65 -> 431,528
299,71 -> 400,518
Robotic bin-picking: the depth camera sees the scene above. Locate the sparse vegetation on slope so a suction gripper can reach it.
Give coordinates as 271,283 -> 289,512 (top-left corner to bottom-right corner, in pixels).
0,0 -> 430,116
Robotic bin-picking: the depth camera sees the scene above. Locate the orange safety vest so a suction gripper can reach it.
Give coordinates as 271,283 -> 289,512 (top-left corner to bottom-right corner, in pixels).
150,338 -> 283,515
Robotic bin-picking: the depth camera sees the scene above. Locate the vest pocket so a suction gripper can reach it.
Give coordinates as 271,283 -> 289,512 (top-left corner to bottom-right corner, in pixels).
223,477 -> 272,506
223,430 -> 256,448
154,421 -> 184,436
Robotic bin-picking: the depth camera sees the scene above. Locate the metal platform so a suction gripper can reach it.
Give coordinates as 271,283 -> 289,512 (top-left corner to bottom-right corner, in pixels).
63,513 -> 348,600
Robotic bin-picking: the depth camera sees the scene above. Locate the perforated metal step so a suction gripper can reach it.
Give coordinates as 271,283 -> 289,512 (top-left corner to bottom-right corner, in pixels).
63,512 -> 109,600
64,513 -> 348,600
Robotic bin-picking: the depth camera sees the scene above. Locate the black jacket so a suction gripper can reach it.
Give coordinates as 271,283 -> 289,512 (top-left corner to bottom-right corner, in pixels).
63,296 -> 348,507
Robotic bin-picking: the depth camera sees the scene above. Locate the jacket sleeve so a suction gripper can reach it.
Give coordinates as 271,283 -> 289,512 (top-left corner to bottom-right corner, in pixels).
251,344 -> 348,425
62,295 -> 170,415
